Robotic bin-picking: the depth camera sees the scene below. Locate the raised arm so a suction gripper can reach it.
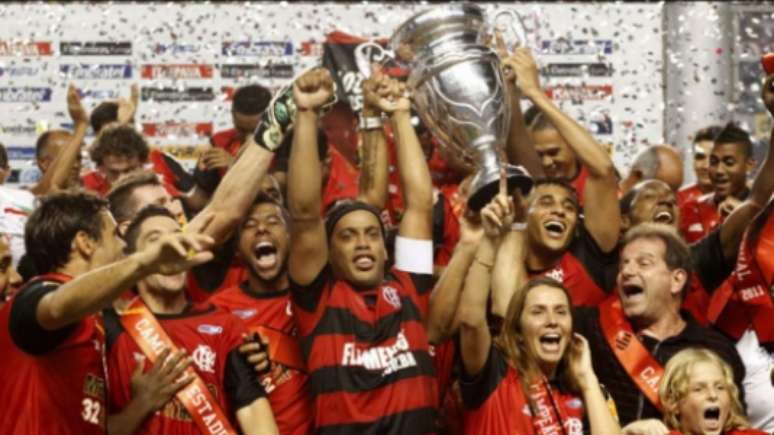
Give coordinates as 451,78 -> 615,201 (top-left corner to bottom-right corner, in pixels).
505,48 -> 621,252
356,65 -> 391,209
459,192 -> 512,376
391,83 -> 433,239
31,85 -> 88,195
186,135 -> 274,245
495,33 -> 544,178
718,73 -> 774,261
491,190 -> 528,318
571,335 -> 622,435
34,232 -> 213,331
425,215 -> 482,344
287,69 -> 335,285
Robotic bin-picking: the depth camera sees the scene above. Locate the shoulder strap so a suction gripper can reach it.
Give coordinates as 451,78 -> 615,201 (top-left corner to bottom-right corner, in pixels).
117,297 -> 238,435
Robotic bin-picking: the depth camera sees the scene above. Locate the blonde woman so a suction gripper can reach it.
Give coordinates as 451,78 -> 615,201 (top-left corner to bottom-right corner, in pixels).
458,192 -> 620,435
623,348 -> 765,435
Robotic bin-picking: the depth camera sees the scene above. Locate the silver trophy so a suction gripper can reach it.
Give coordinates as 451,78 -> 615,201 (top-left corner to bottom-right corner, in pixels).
391,3 -> 532,210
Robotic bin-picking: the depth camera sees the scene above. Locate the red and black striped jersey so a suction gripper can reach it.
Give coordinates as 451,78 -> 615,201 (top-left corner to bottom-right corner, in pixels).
0,274 -> 107,435
290,265 -> 438,434
210,284 -> 313,435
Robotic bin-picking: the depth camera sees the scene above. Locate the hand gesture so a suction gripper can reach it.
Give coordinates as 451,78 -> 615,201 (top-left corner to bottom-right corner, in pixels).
762,74 -> 774,117
501,47 -> 542,100
116,98 -> 136,125
201,147 -> 235,170
136,232 -> 215,276
568,333 -> 597,391
480,188 -> 515,240
67,84 -> 89,127
458,213 -> 484,246
293,68 -> 335,111
362,63 -> 411,115
239,333 -> 271,374
621,419 -> 670,435
130,348 -> 193,412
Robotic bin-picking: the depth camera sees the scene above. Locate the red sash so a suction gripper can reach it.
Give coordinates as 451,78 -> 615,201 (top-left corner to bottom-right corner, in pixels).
598,297 -> 664,411
117,297 -> 238,435
708,216 -> 774,342
254,325 -> 306,372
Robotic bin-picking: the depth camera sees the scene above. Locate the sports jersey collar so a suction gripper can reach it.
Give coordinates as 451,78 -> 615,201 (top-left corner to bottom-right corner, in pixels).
239,281 -> 289,300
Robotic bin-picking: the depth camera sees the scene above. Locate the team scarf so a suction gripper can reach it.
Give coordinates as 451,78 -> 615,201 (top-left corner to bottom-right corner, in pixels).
707,207 -> 774,343
527,378 -> 583,435
598,296 -> 664,412
117,297 -> 238,435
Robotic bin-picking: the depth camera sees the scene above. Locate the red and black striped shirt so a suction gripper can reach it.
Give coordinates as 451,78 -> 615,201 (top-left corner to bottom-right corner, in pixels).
290,265 -> 438,434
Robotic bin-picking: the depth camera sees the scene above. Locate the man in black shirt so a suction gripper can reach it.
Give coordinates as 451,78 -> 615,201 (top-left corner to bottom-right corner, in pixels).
574,223 -> 745,427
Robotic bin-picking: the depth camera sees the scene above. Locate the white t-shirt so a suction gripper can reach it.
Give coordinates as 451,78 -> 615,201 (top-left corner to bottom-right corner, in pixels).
736,329 -> 774,433
0,186 -> 36,266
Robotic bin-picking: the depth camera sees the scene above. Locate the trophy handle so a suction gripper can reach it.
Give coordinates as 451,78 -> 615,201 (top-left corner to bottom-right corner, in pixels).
354,41 -> 396,79
491,9 -> 528,49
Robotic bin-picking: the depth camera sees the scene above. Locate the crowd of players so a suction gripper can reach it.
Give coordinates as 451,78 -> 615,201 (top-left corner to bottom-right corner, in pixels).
0,39 -> 773,435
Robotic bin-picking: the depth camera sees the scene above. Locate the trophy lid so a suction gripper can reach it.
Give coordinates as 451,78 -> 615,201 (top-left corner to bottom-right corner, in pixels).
390,3 -> 486,64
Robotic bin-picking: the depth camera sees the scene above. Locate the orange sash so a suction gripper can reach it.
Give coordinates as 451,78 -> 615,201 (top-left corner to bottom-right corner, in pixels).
118,297 -> 237,435
599,297 -> 664,411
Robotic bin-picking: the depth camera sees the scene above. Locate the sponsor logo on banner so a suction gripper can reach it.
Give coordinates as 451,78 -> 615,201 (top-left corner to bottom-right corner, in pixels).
59,64 -> 133,79
0,87 -> 52,103
299,40 -> 323,57
140,64 -> 213,79
545,84 -> 613,103
0,124 -> 36,135
540,39 -> 613,56
153,43 -> 203,55
220,63 -> 294,79
0,66 -> 40,77
60,41 -> 132,56
542,63 -> 613,77
6,147 -> 35,160
0,41 -> 52,56
142,122 -> 213,137
141,87 -> 214,102
79,89 -> 121,100
222,41 -> 293,57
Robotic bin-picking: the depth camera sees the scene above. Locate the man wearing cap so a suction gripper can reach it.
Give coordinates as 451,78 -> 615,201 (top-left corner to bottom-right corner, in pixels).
286,67 -> 437,433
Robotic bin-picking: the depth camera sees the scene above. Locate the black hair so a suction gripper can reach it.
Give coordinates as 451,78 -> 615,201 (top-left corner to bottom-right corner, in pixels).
529,178 -> 579,211
324,199 -> 385,240
693,125 -> 723,144
25,190 -> 108,274
233,84 -> 272,116
90,125 -> 149,165
106,170 -> 163,224
90,101 -> 119,134
123,205 -> 177,254
714,122 -> 753,158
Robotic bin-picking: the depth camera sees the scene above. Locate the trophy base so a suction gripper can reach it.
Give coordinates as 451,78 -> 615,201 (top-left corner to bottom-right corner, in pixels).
467,164 -> 533,211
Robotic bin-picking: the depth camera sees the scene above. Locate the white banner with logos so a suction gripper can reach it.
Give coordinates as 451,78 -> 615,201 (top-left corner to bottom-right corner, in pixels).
0,2 -> 663,183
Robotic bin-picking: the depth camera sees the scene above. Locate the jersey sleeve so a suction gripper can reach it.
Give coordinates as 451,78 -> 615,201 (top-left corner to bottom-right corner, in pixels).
571,222 -> 619,292
690,229 -> 733,294
9,282 -> 78,355
289,264 -> 333,313
458,345 -> 508,410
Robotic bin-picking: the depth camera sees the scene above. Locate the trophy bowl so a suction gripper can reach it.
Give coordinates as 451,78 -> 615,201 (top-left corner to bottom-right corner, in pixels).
391,3 -> 533,211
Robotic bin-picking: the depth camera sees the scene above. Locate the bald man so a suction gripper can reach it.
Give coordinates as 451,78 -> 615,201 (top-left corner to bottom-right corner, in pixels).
619,144 -> 684,194
33,130 -> 83,192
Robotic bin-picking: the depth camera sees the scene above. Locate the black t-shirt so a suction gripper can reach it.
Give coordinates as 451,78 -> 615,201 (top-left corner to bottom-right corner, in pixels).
574,307 -> 746,425
690,228 -> 733,293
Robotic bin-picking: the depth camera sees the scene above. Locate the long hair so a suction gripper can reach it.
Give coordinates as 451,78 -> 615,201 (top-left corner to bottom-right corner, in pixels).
660,348 -> 748,432
494,277 -> 582,400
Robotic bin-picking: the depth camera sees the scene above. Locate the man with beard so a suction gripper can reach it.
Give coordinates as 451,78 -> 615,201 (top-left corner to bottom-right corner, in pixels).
288,67 -> 438,433
491,47 -> 621,311
209,195 -> 312,435
573,223 -> 745,427
104,205 -> 278,435
680,123 -> 756,243
0,191 -> 214,434
677,125 -> 723,207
